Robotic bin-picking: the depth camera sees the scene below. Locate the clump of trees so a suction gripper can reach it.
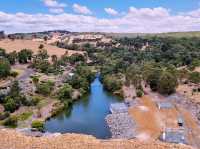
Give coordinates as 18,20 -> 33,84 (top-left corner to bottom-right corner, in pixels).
2,81 -> 29,112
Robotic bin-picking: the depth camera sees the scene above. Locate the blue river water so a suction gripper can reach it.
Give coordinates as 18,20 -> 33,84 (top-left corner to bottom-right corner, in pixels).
45,77 -> 122,139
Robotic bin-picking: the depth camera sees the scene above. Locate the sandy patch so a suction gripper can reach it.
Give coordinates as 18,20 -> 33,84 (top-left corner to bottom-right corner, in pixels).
138,106 -> 149,112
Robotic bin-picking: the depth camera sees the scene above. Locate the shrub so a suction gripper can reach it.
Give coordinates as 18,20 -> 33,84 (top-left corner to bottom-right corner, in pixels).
136,90 -> 143,97
31,120 -> 44,132
3,97 -> 17,113
189,72 -> 200,84
0,112 -> 10,120
3,115 -> 18,128
0,58 -> 11,78
18,112 -> 32,121
58,84 -> 73,101
36,81 -> 54,96
10,71 -> 18,78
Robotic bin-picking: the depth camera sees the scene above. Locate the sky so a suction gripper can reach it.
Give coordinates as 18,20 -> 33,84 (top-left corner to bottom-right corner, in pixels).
0,0 -> 200,33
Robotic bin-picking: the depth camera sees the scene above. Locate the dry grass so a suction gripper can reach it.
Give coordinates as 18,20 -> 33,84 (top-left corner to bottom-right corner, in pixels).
0,39 -> 85,57
0,129 -> 193,149
177,84 -> 200,103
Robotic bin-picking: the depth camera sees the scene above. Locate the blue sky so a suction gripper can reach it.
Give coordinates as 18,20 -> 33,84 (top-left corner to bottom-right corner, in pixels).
0,0 -> 200,33
0,0 -> 199,17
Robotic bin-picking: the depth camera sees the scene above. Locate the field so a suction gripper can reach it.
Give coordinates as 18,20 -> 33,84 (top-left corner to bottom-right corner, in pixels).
0,39 -> 84,57
106,31 -> 200,38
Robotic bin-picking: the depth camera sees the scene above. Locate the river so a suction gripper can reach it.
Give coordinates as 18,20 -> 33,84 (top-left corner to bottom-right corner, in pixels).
45,77 -> 122,139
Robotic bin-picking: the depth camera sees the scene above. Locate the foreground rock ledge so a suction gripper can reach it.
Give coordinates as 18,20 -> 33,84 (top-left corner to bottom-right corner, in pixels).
0,129 -> 193,149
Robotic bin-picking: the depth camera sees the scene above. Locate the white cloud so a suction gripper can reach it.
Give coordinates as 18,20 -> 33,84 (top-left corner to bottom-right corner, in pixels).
104,8 -> 118,16
1,7 -> 200,33
43,0 -> 67,14
49,8 -> 64,14
73,3 -> 92,15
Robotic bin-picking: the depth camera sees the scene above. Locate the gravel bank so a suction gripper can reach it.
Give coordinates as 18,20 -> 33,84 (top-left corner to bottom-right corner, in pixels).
106,112 -> 136,139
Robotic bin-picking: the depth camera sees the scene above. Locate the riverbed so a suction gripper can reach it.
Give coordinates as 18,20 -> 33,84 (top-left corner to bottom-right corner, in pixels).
45,77 -> 122,139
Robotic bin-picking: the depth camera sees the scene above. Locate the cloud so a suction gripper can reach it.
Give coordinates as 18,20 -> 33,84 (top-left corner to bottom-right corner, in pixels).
73,3 -> 92,15
43,0 -> 67,14
0,7 -> 200,33
104,8 -> 118,16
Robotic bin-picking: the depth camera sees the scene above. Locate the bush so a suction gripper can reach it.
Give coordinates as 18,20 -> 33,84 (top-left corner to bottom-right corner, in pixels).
136,90 -> 143,97
0,112 -> 10,120
0,58 -> 11,78
10,71 -> 18,78
3,115 -> 18,128
189,72 -> 200,84
18,49 -> 32,63
3,97 -> 17,113
36,81 -> 54,96
31,120 -> 44,132
18,112 -> 32,121
58,84 -> 73,101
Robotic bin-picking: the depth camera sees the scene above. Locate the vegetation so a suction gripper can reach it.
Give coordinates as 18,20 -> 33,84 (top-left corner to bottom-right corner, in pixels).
36,81 -> 54,96
0,58 -> 11,78
18,49 -> 32,64
3,115 -> 18,128
31,120 -> 44,132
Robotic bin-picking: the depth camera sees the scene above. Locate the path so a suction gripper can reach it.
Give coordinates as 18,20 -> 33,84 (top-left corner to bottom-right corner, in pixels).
128,95 -> 163,142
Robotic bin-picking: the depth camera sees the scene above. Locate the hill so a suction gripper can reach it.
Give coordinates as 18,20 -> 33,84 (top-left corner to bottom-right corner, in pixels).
106,31 -> 200,38
0,39 -> 84,57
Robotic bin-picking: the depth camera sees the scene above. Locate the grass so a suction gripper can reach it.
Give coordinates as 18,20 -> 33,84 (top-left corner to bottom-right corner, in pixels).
18,112 -> 33,121
106,31 -> 200,38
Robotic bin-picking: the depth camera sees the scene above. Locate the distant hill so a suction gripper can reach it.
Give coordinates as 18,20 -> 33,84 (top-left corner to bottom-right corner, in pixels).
106,31 -> 200,38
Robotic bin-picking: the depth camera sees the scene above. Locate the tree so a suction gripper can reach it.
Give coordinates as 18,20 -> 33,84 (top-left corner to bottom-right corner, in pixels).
7,51 -> 17,65
38,44 -> 44,49
18,49 -> 33,63
51,55 -> 58,64
3,97 -> 17,112
158,71 -> 178,95
58,84 -> 73,101
0,58 -> 11,78
37,49 -> 49,60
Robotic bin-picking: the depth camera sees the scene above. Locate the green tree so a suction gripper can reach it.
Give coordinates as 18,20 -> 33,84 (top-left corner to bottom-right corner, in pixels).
3,97 -> 17,112
158,71 -> 178,95
7,51 -> 17,65
0,58 -> 11,78
58,84 -> 73,101
18,49 -> 33,63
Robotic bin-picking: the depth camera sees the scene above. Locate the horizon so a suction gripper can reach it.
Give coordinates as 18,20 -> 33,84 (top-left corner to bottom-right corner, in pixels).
0,0 -> 200,33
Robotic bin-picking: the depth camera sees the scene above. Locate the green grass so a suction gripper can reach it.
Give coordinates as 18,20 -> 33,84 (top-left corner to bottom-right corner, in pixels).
18,112 -> 33,121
